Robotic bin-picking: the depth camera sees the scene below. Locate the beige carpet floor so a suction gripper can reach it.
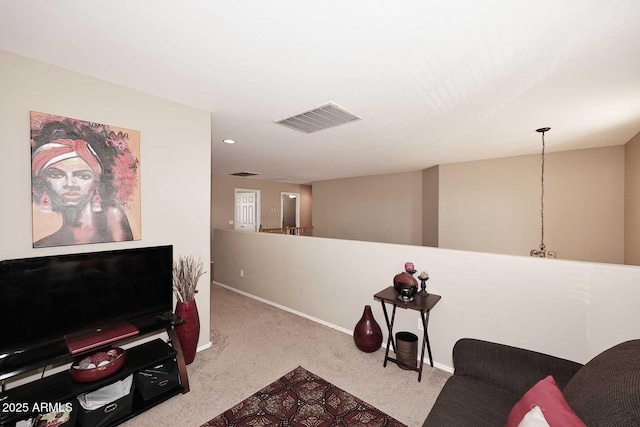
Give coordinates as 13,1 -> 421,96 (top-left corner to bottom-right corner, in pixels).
123,283 -> 450,427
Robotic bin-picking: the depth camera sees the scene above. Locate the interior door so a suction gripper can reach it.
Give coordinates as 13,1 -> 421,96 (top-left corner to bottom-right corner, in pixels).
235,192 -> 257,231
280,192 -> 300,228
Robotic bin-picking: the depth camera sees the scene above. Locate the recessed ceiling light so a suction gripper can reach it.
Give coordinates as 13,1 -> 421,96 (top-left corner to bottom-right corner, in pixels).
223,139 -> 236,144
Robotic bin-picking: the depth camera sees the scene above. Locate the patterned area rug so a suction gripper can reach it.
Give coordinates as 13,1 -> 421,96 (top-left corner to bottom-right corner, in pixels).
201,366 -> 407,427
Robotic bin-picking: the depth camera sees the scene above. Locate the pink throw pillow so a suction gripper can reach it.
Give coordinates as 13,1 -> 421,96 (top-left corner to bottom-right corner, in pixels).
505,376 -> 586,427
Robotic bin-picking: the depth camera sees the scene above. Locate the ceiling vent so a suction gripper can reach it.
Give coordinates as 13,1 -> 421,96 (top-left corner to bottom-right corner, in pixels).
230,172 -> 260,177
274,102 -> 362,134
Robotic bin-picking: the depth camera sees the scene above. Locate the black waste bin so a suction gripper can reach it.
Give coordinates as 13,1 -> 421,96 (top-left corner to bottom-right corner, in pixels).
395,331 -> 418,369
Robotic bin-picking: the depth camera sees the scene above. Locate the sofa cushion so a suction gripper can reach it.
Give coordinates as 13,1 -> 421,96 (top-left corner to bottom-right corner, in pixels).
505,375 -> 585,427
423,375 -> 519,427
563,339 -> 640,426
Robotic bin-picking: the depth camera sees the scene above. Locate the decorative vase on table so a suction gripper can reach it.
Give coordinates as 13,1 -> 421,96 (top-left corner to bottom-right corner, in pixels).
393,271 -> 418,302
353,305 -> 383,352
175,300 -> 200,365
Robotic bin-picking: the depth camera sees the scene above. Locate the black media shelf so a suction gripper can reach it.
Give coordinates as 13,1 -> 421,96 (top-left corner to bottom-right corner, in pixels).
0,314 -> 176,382
0,339 -> 184,427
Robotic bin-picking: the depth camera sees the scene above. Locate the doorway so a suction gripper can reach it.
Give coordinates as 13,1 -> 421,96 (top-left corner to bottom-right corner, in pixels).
234,188 -> 261,231
280,192 -> 300,228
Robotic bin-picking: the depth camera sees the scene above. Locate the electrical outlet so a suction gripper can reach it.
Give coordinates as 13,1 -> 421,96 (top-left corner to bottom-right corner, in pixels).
240,269 -> 244,278
228,220 -> 234,225
417,316 -> 424,331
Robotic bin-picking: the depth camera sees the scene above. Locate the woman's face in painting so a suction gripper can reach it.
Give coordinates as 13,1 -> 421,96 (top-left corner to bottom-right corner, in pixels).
43,157 -> 97,207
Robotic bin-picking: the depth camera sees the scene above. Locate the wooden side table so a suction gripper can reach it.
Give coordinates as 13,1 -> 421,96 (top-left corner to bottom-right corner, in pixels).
374,286 -> 441,382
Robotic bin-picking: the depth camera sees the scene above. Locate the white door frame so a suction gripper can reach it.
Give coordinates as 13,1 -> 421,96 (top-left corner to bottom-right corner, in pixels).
280,192 -> 300,228
234,188 -> 261,231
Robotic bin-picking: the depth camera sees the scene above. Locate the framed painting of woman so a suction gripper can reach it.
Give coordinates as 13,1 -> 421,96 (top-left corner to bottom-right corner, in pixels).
30,112 -> 141,248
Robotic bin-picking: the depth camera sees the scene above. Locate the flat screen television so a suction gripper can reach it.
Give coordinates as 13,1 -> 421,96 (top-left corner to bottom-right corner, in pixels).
0,245 -> 173,377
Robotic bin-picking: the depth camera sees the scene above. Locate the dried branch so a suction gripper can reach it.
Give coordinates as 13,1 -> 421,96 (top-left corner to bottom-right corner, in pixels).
173,255 -> 206,302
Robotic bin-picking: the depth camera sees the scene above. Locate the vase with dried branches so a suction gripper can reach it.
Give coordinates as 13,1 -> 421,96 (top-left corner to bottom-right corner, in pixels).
173,255 -> 206,365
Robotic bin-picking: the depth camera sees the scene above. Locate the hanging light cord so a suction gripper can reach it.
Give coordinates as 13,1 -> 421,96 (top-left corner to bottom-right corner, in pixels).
531,127 -> 555,258
539,130 -> 546,251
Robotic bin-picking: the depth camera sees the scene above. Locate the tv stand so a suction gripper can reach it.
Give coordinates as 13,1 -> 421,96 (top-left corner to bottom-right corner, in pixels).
0,319 -> 189,427
66,324 -> 140,355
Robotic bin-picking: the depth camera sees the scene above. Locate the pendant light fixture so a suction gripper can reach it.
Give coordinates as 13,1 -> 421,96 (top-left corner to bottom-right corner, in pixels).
530,127 -> 556,258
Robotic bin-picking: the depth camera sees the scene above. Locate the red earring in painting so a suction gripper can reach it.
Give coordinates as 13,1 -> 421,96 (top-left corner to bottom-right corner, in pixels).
40,192 -> 52,213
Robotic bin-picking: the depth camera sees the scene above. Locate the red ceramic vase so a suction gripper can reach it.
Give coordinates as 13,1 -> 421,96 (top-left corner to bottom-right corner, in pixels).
175,300 -> 200,365
353,305 -> 383,352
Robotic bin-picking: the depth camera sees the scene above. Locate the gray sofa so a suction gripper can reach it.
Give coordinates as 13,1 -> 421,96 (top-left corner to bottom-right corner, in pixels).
423,338 -> 640,426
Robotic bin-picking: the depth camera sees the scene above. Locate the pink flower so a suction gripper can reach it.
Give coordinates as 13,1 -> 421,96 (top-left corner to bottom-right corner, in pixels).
107,130 -> 139,205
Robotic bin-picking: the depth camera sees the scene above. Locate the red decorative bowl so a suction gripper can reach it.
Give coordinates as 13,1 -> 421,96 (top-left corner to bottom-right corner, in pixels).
70,347 -> 126,383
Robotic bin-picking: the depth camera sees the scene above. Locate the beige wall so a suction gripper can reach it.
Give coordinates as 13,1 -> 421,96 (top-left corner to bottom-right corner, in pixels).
0,50 -> 212,352
310,146 -> 625,263
300,184 -> 312,228
312,171 -> 423,245
211,174 -> 312,230
439,146 -> 625,264
422,165 -> 439,247
213,229 -> 640,369
626,131 -> 640,264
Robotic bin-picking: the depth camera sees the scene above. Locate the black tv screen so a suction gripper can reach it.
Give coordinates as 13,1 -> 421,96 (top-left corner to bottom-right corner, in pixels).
0,245 -> 173,360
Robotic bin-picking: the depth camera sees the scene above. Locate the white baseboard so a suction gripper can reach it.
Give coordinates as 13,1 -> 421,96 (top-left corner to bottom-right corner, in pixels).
197,341 -> 213,353
213,281 -> 454,373
434,361 -> 454,373
214,281 -> 353,335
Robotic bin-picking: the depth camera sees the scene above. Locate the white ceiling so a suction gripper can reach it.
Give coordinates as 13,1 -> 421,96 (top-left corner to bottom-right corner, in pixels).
2,0 -> 640,184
